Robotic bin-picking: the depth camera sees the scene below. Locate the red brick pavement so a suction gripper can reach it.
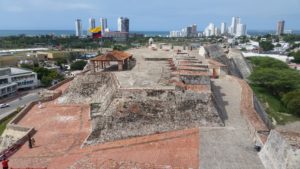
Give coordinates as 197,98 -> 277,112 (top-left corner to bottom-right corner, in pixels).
8,80 -> 200,169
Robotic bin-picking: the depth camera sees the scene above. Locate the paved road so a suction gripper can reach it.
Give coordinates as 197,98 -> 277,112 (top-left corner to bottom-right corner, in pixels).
0,93 -> 39,120
199,77 -> 265,169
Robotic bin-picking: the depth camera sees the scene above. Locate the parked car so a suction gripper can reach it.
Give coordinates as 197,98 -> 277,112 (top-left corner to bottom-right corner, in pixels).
0,104 -> 9,108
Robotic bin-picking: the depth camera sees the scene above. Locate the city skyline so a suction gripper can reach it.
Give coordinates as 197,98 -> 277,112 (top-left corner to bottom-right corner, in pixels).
0,0 -> 299,31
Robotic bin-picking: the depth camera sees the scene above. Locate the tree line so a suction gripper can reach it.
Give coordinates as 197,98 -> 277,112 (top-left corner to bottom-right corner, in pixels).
249,57 -> 300,116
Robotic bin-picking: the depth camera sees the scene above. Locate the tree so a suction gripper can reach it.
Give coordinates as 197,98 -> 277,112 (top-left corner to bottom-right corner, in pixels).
249,57 -> 289,69
249,57 -> 300,117
249,68 -> 300,96
283,34 -> 300,43
20,64 -> 34,70
289,51 -> 300,63
282,91 -> 300,116
113,45 -> 129,51
32,67 -> 64,86
41,76 -> 53,86
70,60 -> 87,70
259,41 -> 274,51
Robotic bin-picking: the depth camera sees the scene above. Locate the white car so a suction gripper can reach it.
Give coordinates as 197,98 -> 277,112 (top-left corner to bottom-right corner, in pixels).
0,104 -> 9,108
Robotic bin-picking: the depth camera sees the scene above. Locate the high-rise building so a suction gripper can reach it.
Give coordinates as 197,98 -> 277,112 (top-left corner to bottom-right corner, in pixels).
118,17 -> 129,32
170,31 -> 182,37
227,26 -> 233,35
186,26 -> 192,37
236,24 -> 247,36
277,20 -> 285,35
204,23 -> 215,37
230,17 -> 240,35
100,18 -> 108,33
214,27 -> 220,36
221,22 -> 227,35
88,18 -> 96,36
89,18 -> 96,29
75,19 -> 83,37
191,24 -> 197,37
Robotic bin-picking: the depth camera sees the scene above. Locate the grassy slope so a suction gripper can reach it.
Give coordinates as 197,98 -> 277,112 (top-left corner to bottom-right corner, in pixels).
0,112 -> 18,135
251,85 -> 300,125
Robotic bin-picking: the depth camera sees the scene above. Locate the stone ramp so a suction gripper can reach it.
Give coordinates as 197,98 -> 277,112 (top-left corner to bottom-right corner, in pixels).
200,77 -> 265,169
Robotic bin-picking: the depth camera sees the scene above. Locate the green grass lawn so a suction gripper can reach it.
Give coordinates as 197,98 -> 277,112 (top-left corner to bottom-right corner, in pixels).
251,85 -> 300,125
0,112 -> 18,135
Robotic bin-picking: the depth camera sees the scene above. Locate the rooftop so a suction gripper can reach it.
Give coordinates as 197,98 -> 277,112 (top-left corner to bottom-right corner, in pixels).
0,67 -> 34,76
10,67 -> 33,75
90,51 -> 132,61
113,48 -> 174,88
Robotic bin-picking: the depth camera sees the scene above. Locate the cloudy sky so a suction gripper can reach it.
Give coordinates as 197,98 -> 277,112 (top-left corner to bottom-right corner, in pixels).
0,0 -> 299,31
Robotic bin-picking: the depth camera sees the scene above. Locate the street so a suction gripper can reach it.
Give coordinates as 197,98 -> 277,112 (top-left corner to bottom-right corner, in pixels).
0,93 -> 40,120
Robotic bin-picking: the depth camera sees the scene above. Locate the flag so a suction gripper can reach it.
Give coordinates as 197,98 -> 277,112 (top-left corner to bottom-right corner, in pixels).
89,26 -> 102,39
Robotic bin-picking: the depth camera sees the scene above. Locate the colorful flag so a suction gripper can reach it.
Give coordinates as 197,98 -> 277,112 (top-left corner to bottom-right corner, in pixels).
89,26 -> 102,38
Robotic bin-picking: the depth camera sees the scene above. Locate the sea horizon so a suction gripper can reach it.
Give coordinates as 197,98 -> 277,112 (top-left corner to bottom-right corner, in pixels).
0,29 -> 300,37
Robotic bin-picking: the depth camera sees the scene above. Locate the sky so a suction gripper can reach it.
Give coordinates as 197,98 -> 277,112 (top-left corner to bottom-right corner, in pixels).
0,0 -> 299,31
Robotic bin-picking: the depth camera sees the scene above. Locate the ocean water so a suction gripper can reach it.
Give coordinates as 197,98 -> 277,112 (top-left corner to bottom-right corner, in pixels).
0,30 -> 170,37
0,30 -> 299,37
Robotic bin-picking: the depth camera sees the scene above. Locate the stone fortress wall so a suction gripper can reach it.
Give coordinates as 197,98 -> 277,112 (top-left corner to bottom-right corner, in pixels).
62,71 -> 221,145
205,44 -> 300,169
58,48 -> 223,145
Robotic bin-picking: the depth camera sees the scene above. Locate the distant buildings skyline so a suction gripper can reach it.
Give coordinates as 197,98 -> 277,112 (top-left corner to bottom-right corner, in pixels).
76,16 -> 290,38
202,16 -> 247,37
75,17 -> 130,37
169,24 -> 198,37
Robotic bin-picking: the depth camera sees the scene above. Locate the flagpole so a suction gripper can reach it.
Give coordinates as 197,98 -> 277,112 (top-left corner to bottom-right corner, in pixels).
100,36 -> 103,54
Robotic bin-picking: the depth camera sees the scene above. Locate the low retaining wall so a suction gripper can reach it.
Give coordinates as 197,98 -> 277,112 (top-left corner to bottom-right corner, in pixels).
0,126 -> 35,160
48,77 -> 74,90
10,101 -> 38,125
259,130 -> 300,169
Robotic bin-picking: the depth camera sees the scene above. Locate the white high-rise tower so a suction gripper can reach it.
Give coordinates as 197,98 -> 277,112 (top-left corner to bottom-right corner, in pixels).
100,18 -> 108,33
221,22 -> 227,35
118,17 -> 129,32
88,18 -> 96,36
236,24 -> 247,36
75,19 -> 83,37
231,17 -> 240,35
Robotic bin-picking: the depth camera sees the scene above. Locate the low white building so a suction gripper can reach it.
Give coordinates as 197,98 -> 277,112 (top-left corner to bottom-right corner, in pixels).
0,67 -> 38,98
242,52 -> 294,63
